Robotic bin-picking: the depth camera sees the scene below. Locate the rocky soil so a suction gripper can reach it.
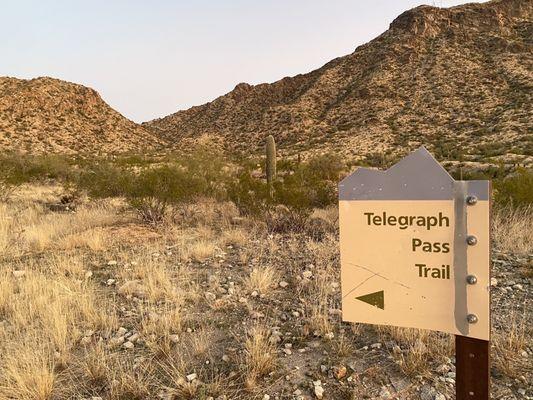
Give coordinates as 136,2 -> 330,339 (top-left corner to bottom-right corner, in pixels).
3,187 -> 529,399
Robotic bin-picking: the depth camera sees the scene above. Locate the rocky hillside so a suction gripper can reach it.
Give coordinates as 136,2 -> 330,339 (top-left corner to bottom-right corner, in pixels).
0,77 -> 162,154
146,0 -> 532,164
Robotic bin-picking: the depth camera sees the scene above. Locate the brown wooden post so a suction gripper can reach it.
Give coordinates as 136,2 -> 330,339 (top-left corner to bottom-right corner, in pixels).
456,336 -> 490,399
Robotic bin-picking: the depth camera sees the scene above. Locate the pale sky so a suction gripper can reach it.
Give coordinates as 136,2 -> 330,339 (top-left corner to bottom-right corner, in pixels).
1,0 -> 485,122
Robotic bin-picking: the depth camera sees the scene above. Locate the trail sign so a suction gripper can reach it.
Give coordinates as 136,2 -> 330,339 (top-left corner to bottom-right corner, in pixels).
339,147 -> 490,341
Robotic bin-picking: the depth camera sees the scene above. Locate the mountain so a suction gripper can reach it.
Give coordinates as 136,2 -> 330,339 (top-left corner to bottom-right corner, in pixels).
0,77 -> 162,154
145,0 -> 532,164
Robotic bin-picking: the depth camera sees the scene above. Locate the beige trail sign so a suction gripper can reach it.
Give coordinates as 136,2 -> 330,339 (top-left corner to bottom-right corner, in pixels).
339,147 -> 490,340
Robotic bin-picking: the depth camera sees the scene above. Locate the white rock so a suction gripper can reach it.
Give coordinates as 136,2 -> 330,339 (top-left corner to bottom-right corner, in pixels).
128,333 -> 140,343
186,373 -> 197,382
262,395 -> 270,400
302,270 -> 313,279
279,281 -> 289,288
313,381 -> 324,399
85,271 -> 93,279
490,277 -> 498,286
123,341 -> 134,349
107,260 -> 118,266
116,327 -> 128,337
109,336 -> 125,347
106,279 -> 116,286
168,334 -> 180,344
12,270 -> 26,278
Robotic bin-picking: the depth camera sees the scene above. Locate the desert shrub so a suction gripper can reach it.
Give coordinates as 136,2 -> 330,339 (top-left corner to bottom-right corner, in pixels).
227,165 -> 270,215
76,162 -> 136,198
275,153 -> 343,209
0,153 -> 74,185
494,168 -> 532,207
264,205 -> 310,234
127,165 -> 208,224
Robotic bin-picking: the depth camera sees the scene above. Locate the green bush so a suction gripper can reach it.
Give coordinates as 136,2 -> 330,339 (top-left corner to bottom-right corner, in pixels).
0,153 -> 74,185
76,162 -> 135,198
494,168 -> 533,207
227,153 -> 343,225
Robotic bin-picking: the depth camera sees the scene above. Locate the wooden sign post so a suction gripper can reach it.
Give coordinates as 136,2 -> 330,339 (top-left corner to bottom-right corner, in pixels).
339,147 -> 490,399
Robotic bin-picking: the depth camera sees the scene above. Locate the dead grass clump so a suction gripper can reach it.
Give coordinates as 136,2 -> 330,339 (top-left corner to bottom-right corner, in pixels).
0,339 -> 58,400
28,204 -> 118,251
174,198 -> 240,228
493,309 -> 530,378
331,334 -> 354,358
108,359 -> 154,400
265,205 -> 309,234
60,227 -> 109,251
220,227 -> 249,248
379,327 -> 453,376
0,270 -> 117,396
79,342 -> 112,388
493,206 -> 533,256
167,227 -> 220,262
243,266 -> 279,295
302,236 -> 339,337
242,325 -> 277,389
0,203 -> 13,254
124,255 -> 180,302
305,206 -> 338,240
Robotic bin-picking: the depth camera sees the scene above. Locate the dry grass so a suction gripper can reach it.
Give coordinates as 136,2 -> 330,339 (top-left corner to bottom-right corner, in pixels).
243,265 -> 279,295
493,206 -> 533,256
301,236 -> 339,337
0,183 -> 529,398
0,268 -> 117,397
242,325 -> 277,390
23,205 -> 118,252
0,339 -> 58,400
0,203 -> 12,254
493,309 -> 530,378
378,327 -> 454,376
0,189 -> 120,257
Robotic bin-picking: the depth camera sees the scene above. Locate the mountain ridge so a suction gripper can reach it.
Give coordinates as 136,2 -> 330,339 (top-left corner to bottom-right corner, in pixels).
0,76 -> 162,154
145,0 -> 532,163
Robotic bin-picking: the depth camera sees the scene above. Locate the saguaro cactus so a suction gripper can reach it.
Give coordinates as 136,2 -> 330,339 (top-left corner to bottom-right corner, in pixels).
266,135 -> 277,197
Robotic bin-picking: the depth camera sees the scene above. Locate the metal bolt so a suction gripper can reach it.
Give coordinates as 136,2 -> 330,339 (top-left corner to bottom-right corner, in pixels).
466,195 -> 478,205
466,275 -> 478,285
466,235 -> 478,246
467,314 -> 478,324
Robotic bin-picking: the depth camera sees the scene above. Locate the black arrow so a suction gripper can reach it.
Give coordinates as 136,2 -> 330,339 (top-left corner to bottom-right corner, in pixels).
355,290 -> 384,310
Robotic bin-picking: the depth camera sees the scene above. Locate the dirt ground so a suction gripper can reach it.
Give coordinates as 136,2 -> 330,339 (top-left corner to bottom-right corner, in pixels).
0,184 -> 530,399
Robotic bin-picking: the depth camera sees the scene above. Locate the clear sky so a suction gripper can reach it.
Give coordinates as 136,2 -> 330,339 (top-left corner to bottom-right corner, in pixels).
1,0 -> 485,122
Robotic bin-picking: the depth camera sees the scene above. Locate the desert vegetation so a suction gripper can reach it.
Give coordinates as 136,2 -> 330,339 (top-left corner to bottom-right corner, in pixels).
0,147 -> 531,400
